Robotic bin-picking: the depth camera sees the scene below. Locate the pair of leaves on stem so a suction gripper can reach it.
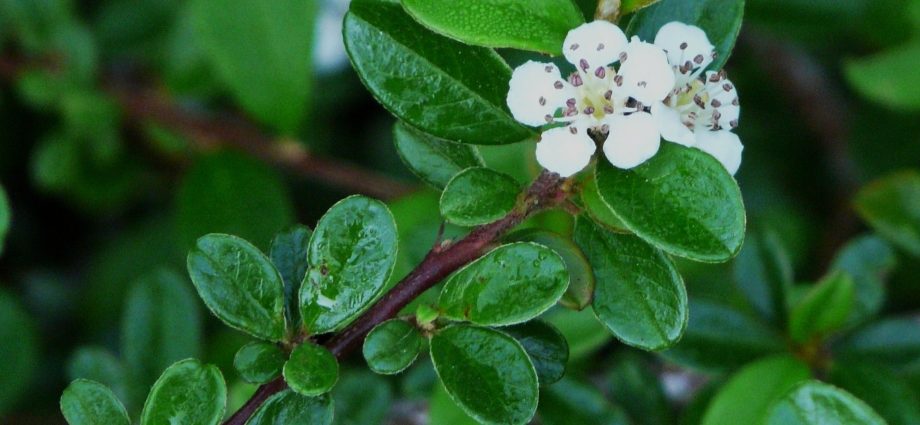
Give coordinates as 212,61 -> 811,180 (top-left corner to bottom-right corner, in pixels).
232,340 -> 338,398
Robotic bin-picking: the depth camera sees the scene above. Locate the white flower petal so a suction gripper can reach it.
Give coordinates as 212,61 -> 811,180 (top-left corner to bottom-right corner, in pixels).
695,129 -> 743,175
654,22 -> 714,73
535,125 -> 597,177
617,39 -> 676,104
651,102 -> 695,147
602,112 -> 661,169
507,61 -> 574,127
563,21 -> 628,70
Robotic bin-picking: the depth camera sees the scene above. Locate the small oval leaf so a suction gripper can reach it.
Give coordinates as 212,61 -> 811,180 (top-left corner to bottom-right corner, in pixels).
246,389 -> 333,425
283,343 -> 338,397
580,175 -> 630,234
300,195 -> 398,334
701,355 -> 810,425
789,271 -> 855,343
595,143 -> 746,263
187,234 -> 286,341
233,341 -> 286,385
140,359 -> 226,425
504,320 -> 569,385
431,325 -> 538,425
269,225 -> 313,331
61,379 -> 130,425
854,170 -> 920,257
507,229 -> 595,311
440,167 -> 521,226
574,216 -> 687,350
394,122 -> 485,189
765,381 -> 886,425
363,319 -> 423,375
439,242 -> 569,326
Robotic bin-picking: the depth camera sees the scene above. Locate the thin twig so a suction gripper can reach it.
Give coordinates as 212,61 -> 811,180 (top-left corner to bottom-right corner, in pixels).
223,171 -> 569,425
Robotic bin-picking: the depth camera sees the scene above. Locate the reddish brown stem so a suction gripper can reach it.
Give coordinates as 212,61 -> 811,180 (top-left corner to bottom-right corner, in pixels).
223,171 -> 568,425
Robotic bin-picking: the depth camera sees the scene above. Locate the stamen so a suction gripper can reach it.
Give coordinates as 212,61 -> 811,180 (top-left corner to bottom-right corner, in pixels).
545,114 -> 553,123
613,75 -> 624,86
637,81 -> 647,88
570,43 -> 580,51
732,97 -> 739,106
579,59 -> 589,71
723,83 -> 733,92
711,99 -> 721,108
604,90 -> 612,100
545,65 -> 554,73
539,97 -> 547,106
566,98 -> 576,107
601,124 -> 610,133
619,52 -> 628,62
604,105 -> 614,114
680,42 -> 688,50
694,54 -> 704,64
569,126 -> 578,134
693,95 -> 705,108
583,106 -> 595,115
571,74 -> 583,87
713,110 -> 722,120
595,67 -> 606,79
597,43 -> 605,51
709,73 -> 721,82
730,119 -> 739,129
554,81 -> 564,89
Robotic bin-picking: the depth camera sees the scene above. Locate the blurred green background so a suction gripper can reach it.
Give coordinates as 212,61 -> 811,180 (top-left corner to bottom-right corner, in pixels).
0,0 -> 918,423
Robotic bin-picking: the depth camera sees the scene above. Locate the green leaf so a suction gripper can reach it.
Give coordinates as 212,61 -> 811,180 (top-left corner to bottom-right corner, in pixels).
333,371 -> 392,425
300,195 -> 398,334
830,361 -> 920,425
538,377 -> 630,425
247,389 -> 333,425
0,289 -> 38,415
701,355 -> 810,425
574,216 -> 688,351
661,299 -> 786,373
189,0 -> 316,132
393,121 -> 485,189
788,271 -> 855,343
438,242 -> 569,326
626,0 -> 745,71
61,379 -> 130,425
580,175 -> 629,234
846,42 -> 920,112
508,229 -> 595,310
608,353 -> 672,425
595,144 -> 746,263
545,308 -> 612,361
283,343 -> 338,396
66,348 -> 132,413
400,0 -> 584,55
140,359 -> 226,425
430,325 -> 538,425
764,381 -> 886,425
835,316 -> 920,368
0,185 -> 9,255
343,0 -> 533,145
854,171 -> 920,256
233,342 -> 286,385
830,235 -> 897,326
269,225 -> 313,330
122,269 -> 202,388
187,234 -> 287,341
504,320 -> 568,385
621,0 -> 664,16
439,167 -> 521,226
177,152 -> 294,250
363,319 -> 423,375
733,231 -> 792,326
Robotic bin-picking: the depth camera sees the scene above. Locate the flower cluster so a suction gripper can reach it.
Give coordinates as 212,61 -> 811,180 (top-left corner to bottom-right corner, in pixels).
507,21 -> 743,177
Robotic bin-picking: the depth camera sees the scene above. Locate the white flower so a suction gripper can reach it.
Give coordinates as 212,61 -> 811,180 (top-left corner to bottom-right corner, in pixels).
506,21 -> 675,177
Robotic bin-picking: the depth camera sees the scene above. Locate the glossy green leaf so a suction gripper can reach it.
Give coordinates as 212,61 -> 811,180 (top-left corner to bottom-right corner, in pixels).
621,0 -> 663,16
333,371 -> 392,425
835,316 -> 920,368
539,377 -> 630,425
438,242 -> 569,326
234,342 -> 286,385
187,234 -> 286,341
574,217 -> 687,351
0,185 -> 9,255
764,381 -> 886,425
701,355 -> 811,425
440,167 -> 520,226
343,0 -> 533,145
393,121 -> 485,189
431,325 -> 538,425
504,320 -> 568,385
283,343 -> 338,396
854,171 -> 920,256
581,175 -> 629,234
608,353 -> 672,425
66,348 -> 132,413
61,379 -> 130,425
830,361 -> 920,425
846,42 -> 920,112
190,0 -> 316,132
269,225 -> 313,330
247,389 -> 333,425
733,230 -> 792,326
789,271 -> 855,343
830,235 -> 897,326
177,152 -> 294,250
363,319 -> 423,375
626,0 -> 745,70
507,229 -> 595,310
122,269 -> 202,388
140,359 -> 226,425
401,0 -> 584,55
300,195 -> 398,334
661,299 -> 786,373
595,144 -> 746,263
0,289 -> 38,415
